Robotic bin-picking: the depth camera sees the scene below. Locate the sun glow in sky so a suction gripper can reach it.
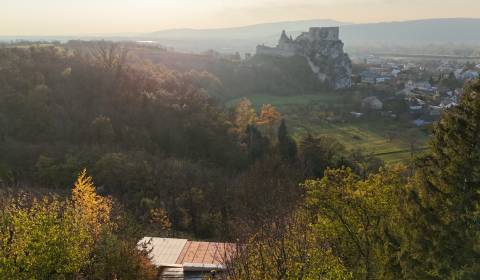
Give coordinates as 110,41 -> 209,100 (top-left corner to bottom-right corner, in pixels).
1,0 -> 480,35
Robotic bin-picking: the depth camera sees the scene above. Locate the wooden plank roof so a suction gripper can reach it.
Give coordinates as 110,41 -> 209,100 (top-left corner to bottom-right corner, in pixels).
176,241 -> 235,265
139,237 -> 236,268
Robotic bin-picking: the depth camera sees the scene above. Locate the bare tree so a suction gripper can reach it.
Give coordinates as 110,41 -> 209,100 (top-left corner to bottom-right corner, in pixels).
88,41 -> 129,74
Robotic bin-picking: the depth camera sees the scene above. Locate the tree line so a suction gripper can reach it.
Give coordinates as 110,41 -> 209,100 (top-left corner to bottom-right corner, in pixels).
0,42 -> 479,279
227,79 -> 480,279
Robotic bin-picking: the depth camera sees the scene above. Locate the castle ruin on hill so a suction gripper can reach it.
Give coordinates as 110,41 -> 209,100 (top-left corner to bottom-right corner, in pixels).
256,27 -> 352,89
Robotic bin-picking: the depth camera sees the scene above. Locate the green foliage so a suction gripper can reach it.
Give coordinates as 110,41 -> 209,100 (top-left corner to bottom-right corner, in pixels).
227,211 -> 353,280
0,170 -> 109,279
0,45 -> 249,238
0,197 -> 89,279
300,134 -> 347,178
244,125 -> 270,162
277,119 -> 298,164
90,115 -> 115,145
229,157 -> 303,232
0,170 -> 156,279
87,232 -> 157,280
439,72 -> 463,89
227,93 -> 429,164
401,79 -> 480,278
304,166 -> 406,280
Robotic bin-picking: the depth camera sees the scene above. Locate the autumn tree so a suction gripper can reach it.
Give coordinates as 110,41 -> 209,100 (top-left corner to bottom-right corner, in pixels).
0,197 -> 90,279
88,41 -> 129,73
227,210 -> 353,280
256,104 -> 281,139
71,169 -> 112,241
233,98 -> 257,136
0,170 -> 112,279
149,207 -> 172,233
304,166 -> 406,280
0,170 -> 157,279
87,221 -> 157,280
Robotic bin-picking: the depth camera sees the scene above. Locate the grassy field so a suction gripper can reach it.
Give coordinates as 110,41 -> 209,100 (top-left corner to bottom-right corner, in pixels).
288,119 -> 429,163
227,94 -> 341,110
228,94 -> 430,163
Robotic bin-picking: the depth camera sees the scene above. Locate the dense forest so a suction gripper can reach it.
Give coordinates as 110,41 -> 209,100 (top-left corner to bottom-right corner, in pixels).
119,42 -> 330,99
1,43 -> 479,279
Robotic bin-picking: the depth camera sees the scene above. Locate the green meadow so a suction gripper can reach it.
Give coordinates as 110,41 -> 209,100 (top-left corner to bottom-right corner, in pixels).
228,94 -> 430,163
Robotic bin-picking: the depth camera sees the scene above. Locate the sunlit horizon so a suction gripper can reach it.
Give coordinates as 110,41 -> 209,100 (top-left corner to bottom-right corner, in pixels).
2,0 -> 480,36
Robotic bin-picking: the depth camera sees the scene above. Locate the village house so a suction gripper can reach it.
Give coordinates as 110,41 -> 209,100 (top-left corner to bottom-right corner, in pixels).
139,237 -> 236,280
375,76 -> 392,84
406,80 -> 434,92
359,70 -> 378,84
362,96 -> 383,110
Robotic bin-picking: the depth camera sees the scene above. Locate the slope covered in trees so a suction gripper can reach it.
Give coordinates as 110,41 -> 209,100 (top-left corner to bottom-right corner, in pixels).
1,42 -> 479,279
0,170 -> 157,279
228,79 -> 480,279
131,45 -> 328,98
0,43 -> 376,240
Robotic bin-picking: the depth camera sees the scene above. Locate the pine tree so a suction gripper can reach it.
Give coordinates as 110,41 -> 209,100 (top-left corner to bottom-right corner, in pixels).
245,125 -> 269,162
277,119 -> 298,164
300,134 -> 346,178
403,79 -> 480,278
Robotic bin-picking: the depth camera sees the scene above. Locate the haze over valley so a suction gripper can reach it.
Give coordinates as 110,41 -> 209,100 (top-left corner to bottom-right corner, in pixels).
1,1 -> 480,279
3,18 -> 480,55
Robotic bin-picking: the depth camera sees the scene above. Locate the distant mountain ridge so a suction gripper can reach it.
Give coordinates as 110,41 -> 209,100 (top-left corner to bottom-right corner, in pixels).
143,18 -> 480,53
148,19 -> 348,39
148,18 -> 480,41
342,18 -> 480,44
2,18 -> 479,53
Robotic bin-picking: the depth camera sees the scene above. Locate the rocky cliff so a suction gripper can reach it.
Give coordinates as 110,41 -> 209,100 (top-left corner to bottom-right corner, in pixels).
256,27 -> 352,89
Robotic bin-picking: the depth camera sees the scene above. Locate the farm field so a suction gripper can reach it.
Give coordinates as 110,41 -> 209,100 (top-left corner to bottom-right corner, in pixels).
228,94 -> 430,163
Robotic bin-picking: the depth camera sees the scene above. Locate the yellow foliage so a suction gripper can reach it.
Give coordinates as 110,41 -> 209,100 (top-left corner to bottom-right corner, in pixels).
233,98 -> 258,134
71,169 -> 112,239
256,104 -> 281,126
227,211 -> 352,280
303,166 -> 407,279
0,169 -> 146,279
150,207 -> 172,231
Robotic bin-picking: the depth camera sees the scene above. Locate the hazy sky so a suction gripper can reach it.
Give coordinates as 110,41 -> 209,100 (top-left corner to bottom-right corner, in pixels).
1,0 -> 480,35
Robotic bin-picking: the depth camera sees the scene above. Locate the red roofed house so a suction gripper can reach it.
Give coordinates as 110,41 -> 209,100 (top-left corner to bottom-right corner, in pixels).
138,237 -> 236,280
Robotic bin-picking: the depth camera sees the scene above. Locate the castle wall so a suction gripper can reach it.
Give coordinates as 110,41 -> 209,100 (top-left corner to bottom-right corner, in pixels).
309,27 -> 339,41
277,41 -> 297,52
256,45 -> 296,58
255,27 -> 351,89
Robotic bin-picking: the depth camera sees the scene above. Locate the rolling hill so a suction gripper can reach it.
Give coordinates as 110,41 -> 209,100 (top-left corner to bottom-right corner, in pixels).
143,18 -> 480,53
2,18 -> 479,54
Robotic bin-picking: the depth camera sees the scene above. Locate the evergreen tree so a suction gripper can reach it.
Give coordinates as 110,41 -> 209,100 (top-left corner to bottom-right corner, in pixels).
300,134 -> 346,178
403,79 -> 480,278
277,119 -> 298,164
245,125 -> 269,162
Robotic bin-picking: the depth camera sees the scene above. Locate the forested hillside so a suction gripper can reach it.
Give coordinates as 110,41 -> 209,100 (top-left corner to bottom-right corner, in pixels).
1,43 -> 479,279
0,44 -> 376,238
130,45 -> 327,98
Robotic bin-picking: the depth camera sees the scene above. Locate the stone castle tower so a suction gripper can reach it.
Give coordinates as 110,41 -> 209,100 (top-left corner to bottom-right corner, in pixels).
256,27 -> 352,89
